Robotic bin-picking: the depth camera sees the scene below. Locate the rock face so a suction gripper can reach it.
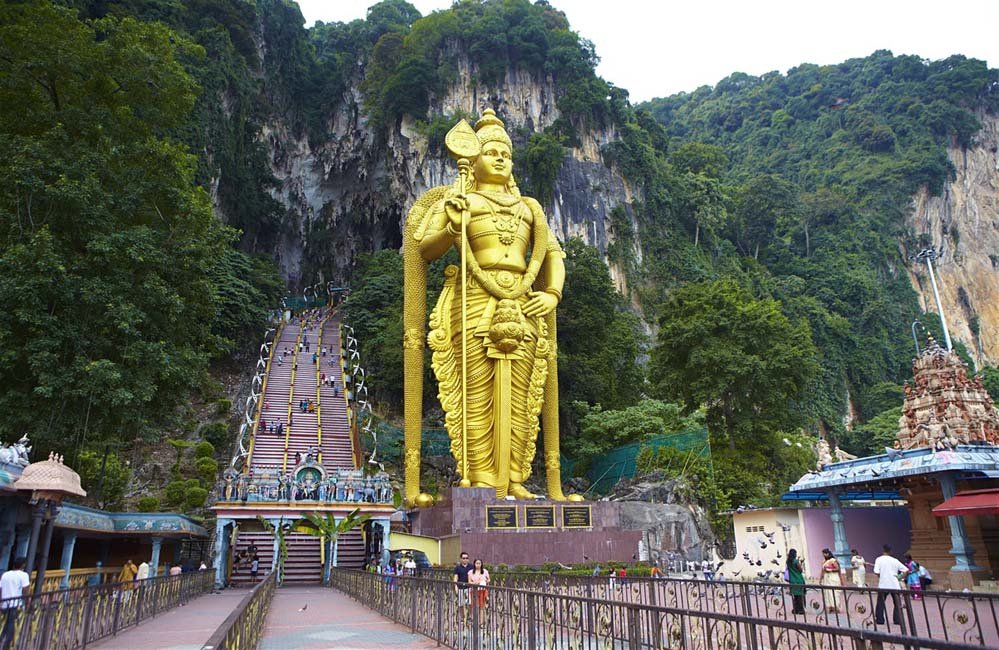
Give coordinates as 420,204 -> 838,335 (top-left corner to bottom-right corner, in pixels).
906,112 -> 999,367
608,478 -> 715,563
255,54 -> 639,291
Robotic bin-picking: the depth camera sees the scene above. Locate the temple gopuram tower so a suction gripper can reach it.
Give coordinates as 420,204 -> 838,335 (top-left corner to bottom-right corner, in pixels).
897,337 -> 999,449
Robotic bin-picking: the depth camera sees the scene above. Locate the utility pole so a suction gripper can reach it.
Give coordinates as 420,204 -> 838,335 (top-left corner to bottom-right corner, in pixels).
912,247 -> 952,352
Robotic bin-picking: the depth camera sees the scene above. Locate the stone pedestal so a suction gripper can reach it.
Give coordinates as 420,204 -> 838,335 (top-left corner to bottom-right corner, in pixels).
409,488 -> 642,566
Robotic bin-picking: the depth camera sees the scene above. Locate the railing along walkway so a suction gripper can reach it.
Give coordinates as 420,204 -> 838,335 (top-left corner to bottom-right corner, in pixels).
0,570 -> 214,650
419,569 -> 999,647
201,570 -> 276,650
330,568 -> 992,649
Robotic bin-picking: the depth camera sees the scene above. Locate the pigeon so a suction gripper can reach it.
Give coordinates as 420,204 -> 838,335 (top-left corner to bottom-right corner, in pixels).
763,531 -> 776,543
885,447 -> 901,461
771,559 -> 781,566
715,562 -> 725,572
756,560 -> 763,567
742,552 -> 751,561
732,570 -> 742,577
298,604 -> 308,612
776,551 -> 783,559
779,524 -> 792,532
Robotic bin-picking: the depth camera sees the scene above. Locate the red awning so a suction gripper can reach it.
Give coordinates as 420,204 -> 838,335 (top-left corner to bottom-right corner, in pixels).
933,488 -> 999,517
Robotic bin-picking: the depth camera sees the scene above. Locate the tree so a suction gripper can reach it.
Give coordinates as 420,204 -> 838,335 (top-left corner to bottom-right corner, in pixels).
0,2 -> 233,451
840,406 -> 902,457
569,400 -> 703,463
295,509 -> 371,584
557,239 -> 646,436
651,278 -> 819,450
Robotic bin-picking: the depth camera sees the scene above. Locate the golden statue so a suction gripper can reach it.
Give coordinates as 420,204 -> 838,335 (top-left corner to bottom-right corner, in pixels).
403,109 -> 577,504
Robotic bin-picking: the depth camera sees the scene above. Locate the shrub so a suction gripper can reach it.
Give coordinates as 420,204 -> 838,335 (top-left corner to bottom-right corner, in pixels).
137,496 -> 160,512
193,441 -> 215,459
164,481 -> 187,507
215,398 -> 233,416
184,486 -> 208,509
195,456 -> 218,483
201,421 -> 230,450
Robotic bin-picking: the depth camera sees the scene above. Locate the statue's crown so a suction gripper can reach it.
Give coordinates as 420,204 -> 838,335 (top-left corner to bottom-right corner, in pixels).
474,108 -> 512,148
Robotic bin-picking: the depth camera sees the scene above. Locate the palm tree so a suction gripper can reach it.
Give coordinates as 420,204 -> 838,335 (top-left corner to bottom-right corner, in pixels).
256,515 -> 290,583
295,508 -> 370,585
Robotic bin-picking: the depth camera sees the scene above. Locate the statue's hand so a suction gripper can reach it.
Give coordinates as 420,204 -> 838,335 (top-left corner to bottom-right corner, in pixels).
523,291 -> 558,318
444,194 -> 468,233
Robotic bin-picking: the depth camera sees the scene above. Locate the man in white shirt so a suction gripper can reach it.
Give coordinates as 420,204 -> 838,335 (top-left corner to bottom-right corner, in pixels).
1,557 -> 30,650
873,544 -> 908,626
404,556 -> 416,577
136,561 -> 150,580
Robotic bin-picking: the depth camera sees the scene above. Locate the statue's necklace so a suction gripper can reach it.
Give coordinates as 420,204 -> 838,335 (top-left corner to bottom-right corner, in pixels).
485,200 -> 525,246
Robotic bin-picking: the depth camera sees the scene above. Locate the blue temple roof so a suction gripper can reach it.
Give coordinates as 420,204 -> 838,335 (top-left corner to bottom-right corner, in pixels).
782,444 -> 999,499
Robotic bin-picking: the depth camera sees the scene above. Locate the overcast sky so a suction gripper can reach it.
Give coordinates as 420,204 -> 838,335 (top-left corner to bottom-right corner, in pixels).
296,0 -> 998,103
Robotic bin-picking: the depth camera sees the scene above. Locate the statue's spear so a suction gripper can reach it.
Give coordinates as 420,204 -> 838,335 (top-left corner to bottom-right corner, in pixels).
445,120 -> 480,488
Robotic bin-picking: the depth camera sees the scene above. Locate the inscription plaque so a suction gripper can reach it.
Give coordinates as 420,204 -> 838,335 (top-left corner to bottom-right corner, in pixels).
486,505 -> 518,529
561,505 -> 592,529
524,505 -> 555,528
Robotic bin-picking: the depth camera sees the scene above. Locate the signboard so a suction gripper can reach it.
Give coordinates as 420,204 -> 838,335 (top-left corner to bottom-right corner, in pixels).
561,505 -> 592,529
486,505 -> 518,529
524,505 -> 555,528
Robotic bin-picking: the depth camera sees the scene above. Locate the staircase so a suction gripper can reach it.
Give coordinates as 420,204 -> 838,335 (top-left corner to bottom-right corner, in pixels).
234,309 -> 365,581
230,531 -> 274,587
283,533 -> 323,584
319,317 -> 354,469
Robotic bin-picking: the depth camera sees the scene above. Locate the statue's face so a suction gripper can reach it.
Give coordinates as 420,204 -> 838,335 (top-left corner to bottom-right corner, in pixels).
474,140 -> 512,184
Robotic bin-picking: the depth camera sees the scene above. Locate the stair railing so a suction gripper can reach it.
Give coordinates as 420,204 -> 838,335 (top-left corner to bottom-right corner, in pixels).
229,323 -> 280,473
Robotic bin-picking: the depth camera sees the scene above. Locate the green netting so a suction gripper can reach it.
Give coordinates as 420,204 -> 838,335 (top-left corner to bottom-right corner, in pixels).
361,418 -> 452,465
282,296 -> 327,311
582,427 -> 711,494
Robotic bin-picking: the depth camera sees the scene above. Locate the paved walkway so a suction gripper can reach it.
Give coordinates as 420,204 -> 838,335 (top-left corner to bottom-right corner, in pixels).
261,586 -> 438,649
90,589 -> 249,650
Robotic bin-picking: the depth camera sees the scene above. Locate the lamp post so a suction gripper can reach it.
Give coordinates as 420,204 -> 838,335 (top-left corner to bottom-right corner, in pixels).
911,247 -> 952,352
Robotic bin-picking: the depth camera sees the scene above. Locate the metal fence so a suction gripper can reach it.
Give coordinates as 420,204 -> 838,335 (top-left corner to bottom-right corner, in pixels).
0,569 -> 214,650
201,570 -> 276,650
336,568 -> 998,649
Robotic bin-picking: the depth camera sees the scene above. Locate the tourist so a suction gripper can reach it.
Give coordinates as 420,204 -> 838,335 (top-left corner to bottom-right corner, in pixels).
136,560 -> 150,581
0,557 -> 29,650
918,563 -> 933,590
820,548 -> 844,612
873,544 -> 908,626
250,556 -> 259,582
649,564 -> 663,579
608,567 -> 616,590
850,549 -> 867,587
383,561 -> 396,592
404,555 -> 416,577
199,561 -> 208,571
333,383 -> 340,397
294,451 -> 302,465
169,565 -> 182,577
591,564 -> 601,578
277,355 -> 283,366
786,549 -> 806,615
119,559 -> 138,583
700,559 -> 712,582
468,559 -> 490,610
903,553 -> 922,599
454,552 -> 472,613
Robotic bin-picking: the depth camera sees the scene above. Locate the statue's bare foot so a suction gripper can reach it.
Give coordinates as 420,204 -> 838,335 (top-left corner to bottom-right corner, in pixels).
509,483 -> 536,499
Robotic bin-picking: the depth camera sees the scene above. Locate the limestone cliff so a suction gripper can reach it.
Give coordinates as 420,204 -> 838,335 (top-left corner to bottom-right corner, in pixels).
256,55 -> 639,292
906,112 -> 999,368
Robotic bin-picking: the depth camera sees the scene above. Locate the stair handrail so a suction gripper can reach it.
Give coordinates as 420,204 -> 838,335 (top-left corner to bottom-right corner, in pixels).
282,326 -> 304,473
229,323 -> 280,472
340,323 -> 375,470
314,309 -> 334,464
243,322 -> 283,473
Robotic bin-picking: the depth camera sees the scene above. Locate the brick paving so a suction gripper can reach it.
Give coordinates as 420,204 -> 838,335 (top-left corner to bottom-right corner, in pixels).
260,586 -> 438,649
89,588 -> 249,650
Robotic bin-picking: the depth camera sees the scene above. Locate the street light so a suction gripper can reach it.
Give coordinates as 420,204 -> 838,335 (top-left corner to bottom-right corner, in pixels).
911,247 -> 952,352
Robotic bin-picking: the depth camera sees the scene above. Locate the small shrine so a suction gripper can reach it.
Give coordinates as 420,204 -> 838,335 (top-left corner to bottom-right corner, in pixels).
785,337 -> 999,590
